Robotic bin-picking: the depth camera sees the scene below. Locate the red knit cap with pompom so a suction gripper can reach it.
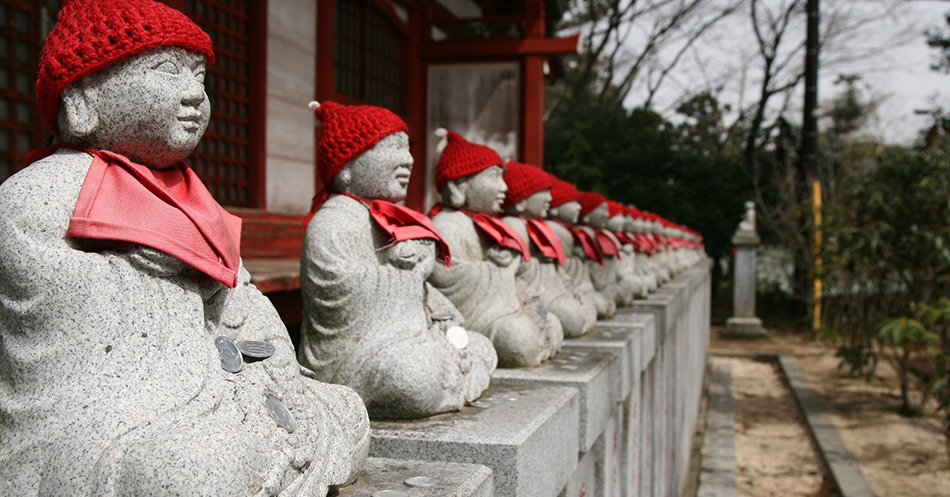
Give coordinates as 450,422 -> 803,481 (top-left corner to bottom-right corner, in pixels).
503,160 -> 552,209
606,200 -> 625,218
36,0 -> 215,134
548,175 -> 581,207
577,191 -> 608,217
435,131 -> 503,192
314,101 -> 408,189
626,205 -> 645,219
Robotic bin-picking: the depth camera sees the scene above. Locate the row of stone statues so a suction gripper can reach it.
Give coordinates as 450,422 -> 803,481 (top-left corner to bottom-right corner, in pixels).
0,1 -> 705,495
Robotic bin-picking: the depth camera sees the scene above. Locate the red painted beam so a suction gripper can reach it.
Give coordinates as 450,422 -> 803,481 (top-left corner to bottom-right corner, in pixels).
419,33 -> 579,60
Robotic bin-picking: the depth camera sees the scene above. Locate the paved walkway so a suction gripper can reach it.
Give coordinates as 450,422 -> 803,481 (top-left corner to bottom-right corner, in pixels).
696,362 -> 738,497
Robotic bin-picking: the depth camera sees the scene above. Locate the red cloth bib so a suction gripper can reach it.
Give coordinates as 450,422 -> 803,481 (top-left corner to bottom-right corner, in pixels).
66,150 -> 241,288
595,228 -> 621,258
429,204 -> 530,261
554,220 -> 603,265
341,193 -> 451,266
635,233 -> 657,254
525,218 -> 566,265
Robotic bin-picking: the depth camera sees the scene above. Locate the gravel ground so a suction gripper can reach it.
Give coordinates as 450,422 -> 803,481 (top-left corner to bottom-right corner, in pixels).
711,328 -> 950,497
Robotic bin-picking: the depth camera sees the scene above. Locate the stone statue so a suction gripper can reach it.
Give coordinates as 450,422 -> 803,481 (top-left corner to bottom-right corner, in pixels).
0,1 -> 367,495
501,160 -> 596,338
428,130 -> 562,367
577,192 -> 633,307
606,200 -> 649,299
738,200 -> 756,234
298,102 -> 496,420
546,177 -> 615,319
622,207 -> 658,293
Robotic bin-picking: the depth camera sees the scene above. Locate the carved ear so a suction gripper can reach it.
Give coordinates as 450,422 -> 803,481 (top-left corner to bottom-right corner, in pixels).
58,85 -> 98,138
332,167 -> 352,192
510,199 -> 527,215
444,179 -> 467,207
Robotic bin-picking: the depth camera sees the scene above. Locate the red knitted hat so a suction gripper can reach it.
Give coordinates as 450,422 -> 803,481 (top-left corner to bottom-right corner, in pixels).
626,205 -> 645,219
606,200 -> 625,218
548,175 -> 581,207
36,0 -> 215,134
503,160 -> 552,209
435,130 -> 503,192
313,101 -> 408,189
577,192 -> 607,217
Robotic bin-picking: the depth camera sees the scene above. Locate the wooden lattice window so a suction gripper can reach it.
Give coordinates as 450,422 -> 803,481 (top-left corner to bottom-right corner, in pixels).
335,0 -> 405,112
0,1 -> 59,185
184,0 -> 261,207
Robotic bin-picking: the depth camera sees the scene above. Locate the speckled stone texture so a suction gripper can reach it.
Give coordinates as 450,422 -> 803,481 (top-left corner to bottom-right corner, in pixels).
370,384 -> 580,497
430,208 -> 562,368
566,323 -> 643,401
1,43 -> 368,495
0,151 -> 369,495
546,218 -> 615,320
560,444 -> 596,497
503,216 -> 597,338
299,136 -> 497,419
336,457 -> 493,497
580,227 -> 632,308
491,349 -> 621,453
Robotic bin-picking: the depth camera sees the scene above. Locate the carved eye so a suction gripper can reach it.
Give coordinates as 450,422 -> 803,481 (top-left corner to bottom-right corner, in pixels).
153,60 -> 180,75
193,68 -> 206,84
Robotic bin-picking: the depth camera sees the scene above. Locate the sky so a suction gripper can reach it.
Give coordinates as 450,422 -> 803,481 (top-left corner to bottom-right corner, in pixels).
617,0 -> 950,145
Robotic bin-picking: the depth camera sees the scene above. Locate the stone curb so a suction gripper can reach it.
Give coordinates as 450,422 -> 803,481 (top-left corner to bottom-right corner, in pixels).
777,353 -> 877,497
707,349 -> 877,497
695,362 -> 738,497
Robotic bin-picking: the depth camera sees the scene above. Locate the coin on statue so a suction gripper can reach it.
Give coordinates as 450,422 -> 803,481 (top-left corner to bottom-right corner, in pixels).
215,336 -> 243,373
265,396 -> 296,433
445,325 -> 468,349
238,340 -> 276,359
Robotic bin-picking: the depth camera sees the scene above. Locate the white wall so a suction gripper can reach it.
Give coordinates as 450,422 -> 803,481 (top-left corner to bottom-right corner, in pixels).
265,0 -> 316,215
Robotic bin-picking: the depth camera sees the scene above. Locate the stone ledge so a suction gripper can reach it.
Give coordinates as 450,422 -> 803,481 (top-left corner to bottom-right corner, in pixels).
696,363 -> 738,497
778,354 -> 876,497
336,457 -> 492,497
492,350 -> 621,453
370,384 -> 579,497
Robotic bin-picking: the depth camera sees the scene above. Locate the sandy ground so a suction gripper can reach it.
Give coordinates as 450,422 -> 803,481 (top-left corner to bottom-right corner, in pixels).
711,329 -> 950,497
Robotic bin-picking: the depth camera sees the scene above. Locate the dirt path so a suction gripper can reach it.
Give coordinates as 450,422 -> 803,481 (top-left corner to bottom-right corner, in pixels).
712,328 -> 950,497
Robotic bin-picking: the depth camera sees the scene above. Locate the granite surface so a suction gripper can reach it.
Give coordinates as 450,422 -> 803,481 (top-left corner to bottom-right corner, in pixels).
0,42 -> 368,496
370,384 -> 580,497
336,457 -> 493,497
299,132 -> 496,419
430,171 -> 562,367
492,349 -> 621,452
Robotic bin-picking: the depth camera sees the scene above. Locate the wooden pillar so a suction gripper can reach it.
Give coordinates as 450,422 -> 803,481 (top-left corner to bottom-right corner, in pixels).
522,0 -> 545,166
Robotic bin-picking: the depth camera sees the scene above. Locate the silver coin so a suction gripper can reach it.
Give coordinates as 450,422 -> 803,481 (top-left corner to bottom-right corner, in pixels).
265,396 -> 296,433
372,491 -> 409,497
429,312 -> 454,321
238,340 -> 275,359
215,336 -> 243,373
404,476 -> 441,488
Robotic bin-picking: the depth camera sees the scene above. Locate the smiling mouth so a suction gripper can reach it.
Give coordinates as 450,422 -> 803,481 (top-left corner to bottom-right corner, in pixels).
179,115 -> 202,132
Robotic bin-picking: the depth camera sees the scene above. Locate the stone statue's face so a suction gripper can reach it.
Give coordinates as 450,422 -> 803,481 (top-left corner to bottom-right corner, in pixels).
335,132 -> 413,201
582,202 -> 609,228
73,47 -> 209,168
462,165 -> 507,214
552,201 -> 581,224
521,189 -> 552,219
624,215 -> 635,232
605,213 -> 625,232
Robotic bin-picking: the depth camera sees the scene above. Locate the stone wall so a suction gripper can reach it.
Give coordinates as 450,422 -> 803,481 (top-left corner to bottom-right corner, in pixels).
345,259 -> 712,496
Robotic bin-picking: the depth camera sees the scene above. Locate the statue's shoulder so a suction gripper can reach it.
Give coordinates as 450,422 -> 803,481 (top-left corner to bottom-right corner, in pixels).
0,150 -> 92,220
309,195 -> 370,229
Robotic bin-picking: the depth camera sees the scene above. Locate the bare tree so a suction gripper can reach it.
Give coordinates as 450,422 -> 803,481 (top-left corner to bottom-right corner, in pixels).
551,0 -> 742,111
